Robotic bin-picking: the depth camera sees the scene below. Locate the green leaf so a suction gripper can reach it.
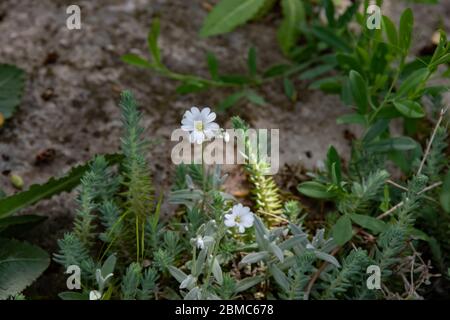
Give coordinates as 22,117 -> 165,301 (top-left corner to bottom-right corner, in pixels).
382,15 -> 398,49
0,215 -> 47,236
241,251 -> 269,264
323,0 -> 335,26
440,170 -> 450,213
393,100 -> 425,118
121,54 -> 153,69
148,18 -> 162,66
270,264 -> 290,292
399,8 -> 414,53
336,113 -> 366,125
207,52 -> 219,80
245,90 -> 266,105
277,0 -> 305,55
199,0 -> 267,37
350,214 -> 387,234
218,91 -> 246,111
310,26 -> 351,52
0,154 -> 123,218
396,68 -> 429,98
0,239 -> 50,299
247,46 -> 257,77
212,258 -> 223,285
299,64 -> 335,80
363,119 -> 389,143
58,292 -> 89,300
366,136 -> 418,153
283,77 -> 296,101
235,276 -> 263,293
0,64 -> 25,119
297,181 -> 335,199
263,64 -> 291,78
101,254 -> 117,278
332,215 -> 353,245
349,70 -> 368,114
175,82 -> 206,94
327,146 -> 342,185
168,266 -> 188,284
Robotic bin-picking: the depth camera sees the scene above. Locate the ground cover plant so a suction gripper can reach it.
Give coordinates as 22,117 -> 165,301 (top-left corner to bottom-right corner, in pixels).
0,0 -> 449,300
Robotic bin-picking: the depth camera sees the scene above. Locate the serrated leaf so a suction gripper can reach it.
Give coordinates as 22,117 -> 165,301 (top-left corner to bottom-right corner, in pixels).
0,64 -> 25,120
393,100 -> 425,118
0,239 -> 50,299
332,215 -> 353,245
200,0 -> 267,37
277,0 -> 305,55
0,154 -> 123,218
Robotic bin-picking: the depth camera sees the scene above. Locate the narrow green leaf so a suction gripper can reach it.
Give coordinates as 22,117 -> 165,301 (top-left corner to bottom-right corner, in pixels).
121,54 -> 153,68
399,8 -> 414,53
382,15 -> 398,48
349,70 -> 368,114
245,90 -> 266,105
283,77 -> 296,101
148,18 -> 162,65
277,0 -> 305,55
393,100 -> 425,118
218,91 -> 246,111
396,68 -> 429,98
247,46 -> 257,77
200,0 -> 267,37
310,26 -> 351,52
0,154 -> 123,218
207,52 -> 219,80
440,170 -> 450,213
366,136 -> 418,153
235,276 -> 263,293
336,113 -> 366,125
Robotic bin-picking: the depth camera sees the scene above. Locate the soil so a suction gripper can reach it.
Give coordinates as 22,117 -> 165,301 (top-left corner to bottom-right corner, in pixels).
0,0 -> 449,298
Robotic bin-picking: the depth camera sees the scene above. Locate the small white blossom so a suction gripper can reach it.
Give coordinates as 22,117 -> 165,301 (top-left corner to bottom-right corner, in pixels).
181,107 -> 219,144
196,236 -> 205,250
89,290 -> 102,300
224,203 -> 255,233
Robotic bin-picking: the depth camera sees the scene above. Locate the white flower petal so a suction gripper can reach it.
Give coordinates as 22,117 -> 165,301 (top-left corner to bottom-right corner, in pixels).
238,225 -> 246,233
206,112 -> 216,122
241,214 -> 254,227
200,107 -> 211,117
191,106 -> 200,116
89,290 -> 102,300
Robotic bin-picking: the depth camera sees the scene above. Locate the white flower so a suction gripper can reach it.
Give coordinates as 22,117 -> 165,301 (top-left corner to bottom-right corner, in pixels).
181,107 -> 219,144
89,290 -> 102,300
224,203 -> 255,233
195,236 -> 205,250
